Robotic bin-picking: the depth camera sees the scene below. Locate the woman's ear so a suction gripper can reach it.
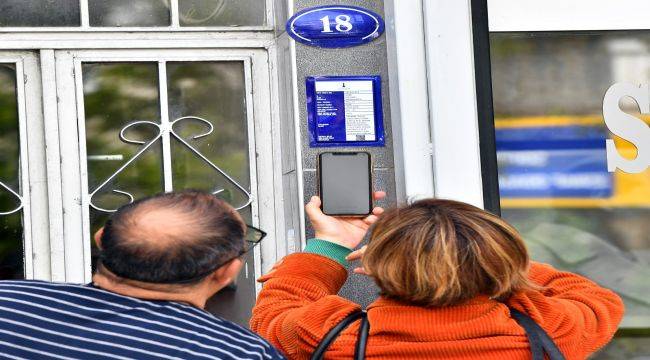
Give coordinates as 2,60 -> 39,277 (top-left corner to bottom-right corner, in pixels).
94,228 -> 104,249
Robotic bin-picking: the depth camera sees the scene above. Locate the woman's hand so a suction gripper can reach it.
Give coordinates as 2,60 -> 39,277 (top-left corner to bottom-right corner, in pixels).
346,246 -> 369,275
305,192 -> 386,249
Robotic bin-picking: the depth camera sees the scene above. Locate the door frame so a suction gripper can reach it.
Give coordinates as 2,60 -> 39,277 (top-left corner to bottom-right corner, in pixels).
384,0 -> 487,208
0,51 -> 52,280
52,48 -> 277,284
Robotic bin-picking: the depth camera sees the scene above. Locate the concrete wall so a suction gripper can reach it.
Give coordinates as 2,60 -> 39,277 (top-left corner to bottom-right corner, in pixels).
293,0 -> 397,306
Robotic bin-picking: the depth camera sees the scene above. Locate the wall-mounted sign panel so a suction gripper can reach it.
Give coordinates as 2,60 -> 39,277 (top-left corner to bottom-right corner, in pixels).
306,76 -> 384,147
496,124 -> 613,198
287,6 -> 385,48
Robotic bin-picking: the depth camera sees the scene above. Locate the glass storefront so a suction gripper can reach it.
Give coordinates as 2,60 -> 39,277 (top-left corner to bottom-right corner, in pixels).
490,32 -> 650,358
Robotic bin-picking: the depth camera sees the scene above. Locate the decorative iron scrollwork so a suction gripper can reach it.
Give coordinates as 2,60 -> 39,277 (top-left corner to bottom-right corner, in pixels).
179,0 -> 227,25
89,116 -> 253,213
0,181 -> 22,216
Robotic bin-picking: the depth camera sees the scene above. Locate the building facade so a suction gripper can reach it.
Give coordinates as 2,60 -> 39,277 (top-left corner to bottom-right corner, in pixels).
0,0 -> 647,358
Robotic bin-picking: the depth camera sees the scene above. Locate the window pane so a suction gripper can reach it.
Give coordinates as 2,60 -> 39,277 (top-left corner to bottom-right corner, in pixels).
0,0 -> 80,27
179,0 -> 265,27
167,62 -> 251,205
82,63 -> 163,268
0,64 -> 24,279
167,61 -> 254,325
490,32 -> 650,336
89,0 -> 170,27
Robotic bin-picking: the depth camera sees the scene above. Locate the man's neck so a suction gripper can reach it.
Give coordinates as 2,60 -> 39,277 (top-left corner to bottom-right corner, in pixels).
92,267 -> 210,309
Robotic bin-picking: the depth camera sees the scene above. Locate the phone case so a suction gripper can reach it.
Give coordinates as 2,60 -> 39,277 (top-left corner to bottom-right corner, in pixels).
317,151 -> 373,217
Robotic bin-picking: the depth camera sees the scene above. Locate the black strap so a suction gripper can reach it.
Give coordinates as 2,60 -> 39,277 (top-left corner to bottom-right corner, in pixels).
509,308 -> 566,360
354,313 -> 370,359
312,307 -> 563,360
311,310 -> 368,360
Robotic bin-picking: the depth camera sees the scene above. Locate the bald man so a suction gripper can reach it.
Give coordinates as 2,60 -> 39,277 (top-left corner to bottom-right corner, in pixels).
0,190 -> 285,360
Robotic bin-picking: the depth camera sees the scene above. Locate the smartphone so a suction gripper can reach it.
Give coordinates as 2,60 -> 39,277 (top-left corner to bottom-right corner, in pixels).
318,152 -> 373,216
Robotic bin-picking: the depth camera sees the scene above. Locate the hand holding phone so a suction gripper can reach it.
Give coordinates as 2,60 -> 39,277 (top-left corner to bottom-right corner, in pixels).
305,193 -> 386,249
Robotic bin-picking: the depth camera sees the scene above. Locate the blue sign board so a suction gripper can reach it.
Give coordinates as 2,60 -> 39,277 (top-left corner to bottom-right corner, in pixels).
495,125 -> 607,151
496,126 -> 613,198
287,5 -> 385,48
306,76 -> 385,147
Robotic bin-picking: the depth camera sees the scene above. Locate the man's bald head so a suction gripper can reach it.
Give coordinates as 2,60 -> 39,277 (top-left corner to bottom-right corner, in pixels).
99,190 -> 246,284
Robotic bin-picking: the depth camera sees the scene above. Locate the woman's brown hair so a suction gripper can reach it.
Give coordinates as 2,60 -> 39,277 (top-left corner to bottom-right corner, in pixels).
363,199 -> 534,307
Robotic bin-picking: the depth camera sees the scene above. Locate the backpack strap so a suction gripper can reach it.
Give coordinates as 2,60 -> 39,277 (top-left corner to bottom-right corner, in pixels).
509,307 -> 566,360
354,312 -> 370,359
310,310 -> 368,360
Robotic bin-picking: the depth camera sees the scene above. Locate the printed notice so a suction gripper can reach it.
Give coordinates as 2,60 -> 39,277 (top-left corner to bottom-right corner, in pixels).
314,80 -> 376,143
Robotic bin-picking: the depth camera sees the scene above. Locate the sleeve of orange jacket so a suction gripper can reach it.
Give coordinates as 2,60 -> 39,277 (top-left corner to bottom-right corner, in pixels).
507,261 -> 624,357
250,240 -> 361,359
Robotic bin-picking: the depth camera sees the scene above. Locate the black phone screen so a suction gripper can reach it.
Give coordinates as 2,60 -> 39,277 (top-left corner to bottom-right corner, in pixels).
319,152 -> 372,216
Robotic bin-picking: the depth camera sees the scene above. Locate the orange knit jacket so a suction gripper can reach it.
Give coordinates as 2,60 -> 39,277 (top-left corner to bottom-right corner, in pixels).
250,252 -> 624,360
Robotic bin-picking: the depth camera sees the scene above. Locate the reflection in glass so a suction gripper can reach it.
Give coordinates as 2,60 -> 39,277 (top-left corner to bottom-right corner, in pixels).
89,0 -> 170,27
179,0 -> 266,27
82,63 -> 163,267
0,0 -> 80,27
167,61 -> 254,324
491,33 -> 650,357
0,64 -> 24,279
167,62 -> 250,206
81,61 -> 254,325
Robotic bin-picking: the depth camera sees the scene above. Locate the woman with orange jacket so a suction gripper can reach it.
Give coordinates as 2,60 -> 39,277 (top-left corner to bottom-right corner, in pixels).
250,194 -> 624,359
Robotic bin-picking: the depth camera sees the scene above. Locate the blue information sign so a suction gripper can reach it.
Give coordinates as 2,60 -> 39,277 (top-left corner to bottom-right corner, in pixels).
287,5 -> 385,48
496,126 -> 613,198
306,76 -> 385,147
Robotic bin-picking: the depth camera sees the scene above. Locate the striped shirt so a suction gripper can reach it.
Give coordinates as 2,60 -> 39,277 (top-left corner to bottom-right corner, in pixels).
0,280 -> 285,360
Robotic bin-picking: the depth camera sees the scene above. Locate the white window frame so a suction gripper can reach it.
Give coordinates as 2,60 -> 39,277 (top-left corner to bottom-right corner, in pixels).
0,2 -> 298,301
0,0 -> 276,32
51,49 -> 277,284
0,27 -> 296,291
0,52 -> 51,280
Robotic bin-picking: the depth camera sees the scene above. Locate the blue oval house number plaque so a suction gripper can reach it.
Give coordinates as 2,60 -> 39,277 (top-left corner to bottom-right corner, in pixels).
287,5 -> 385,48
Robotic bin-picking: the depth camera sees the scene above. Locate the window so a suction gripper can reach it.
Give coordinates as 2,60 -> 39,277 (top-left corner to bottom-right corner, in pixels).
0,0 -> 284,327
0,53 -> 46,281
0,64 -> 24,280
0,0 -> 269,28
81,61 -> 253,267
489,31 -> 650,357
483,1 -> 650,357
46,49 -> 277,325
88,0 -> 171,27
491,31 -> 650,327
179,0 -> 266,27
0,0 -> 80,27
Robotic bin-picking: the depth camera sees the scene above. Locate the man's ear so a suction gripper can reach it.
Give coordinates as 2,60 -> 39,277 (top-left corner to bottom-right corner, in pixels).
94,228 -> 104,249
211,258 -> 243,288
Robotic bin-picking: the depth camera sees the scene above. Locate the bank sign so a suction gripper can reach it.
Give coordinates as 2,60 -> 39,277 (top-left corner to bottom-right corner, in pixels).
497,125 -> 614,198
286,6 -> 385,48
603,83 -> 650,174
497,82 -> 650,199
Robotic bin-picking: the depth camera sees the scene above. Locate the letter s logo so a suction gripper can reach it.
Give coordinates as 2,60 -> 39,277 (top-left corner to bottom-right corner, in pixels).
602,83 -> 650,173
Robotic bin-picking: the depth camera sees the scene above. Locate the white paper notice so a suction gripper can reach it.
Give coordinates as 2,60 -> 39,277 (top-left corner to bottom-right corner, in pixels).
314,80 -> 376,141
